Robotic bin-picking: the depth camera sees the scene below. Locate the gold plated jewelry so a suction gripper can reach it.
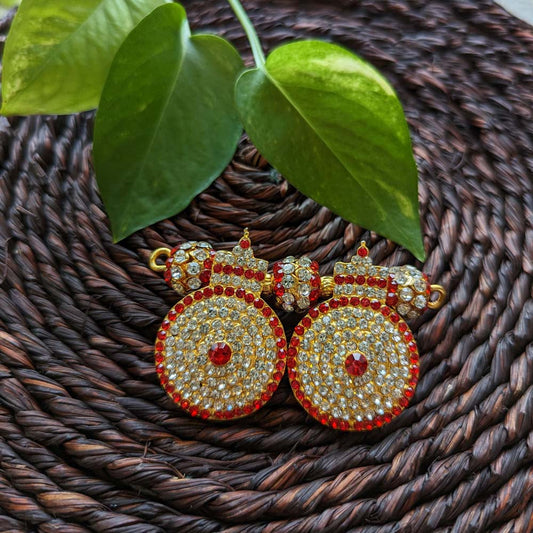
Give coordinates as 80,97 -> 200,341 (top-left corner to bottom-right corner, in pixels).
152,231 -> 287,420
150,233 -> 446,429
288,242 -> 440,431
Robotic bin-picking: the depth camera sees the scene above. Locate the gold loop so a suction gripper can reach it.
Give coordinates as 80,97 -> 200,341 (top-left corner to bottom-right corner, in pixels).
427,284 -> 446,309
149,248 -> 172,272
320,276 -> 335,298
263,273 -> 273,296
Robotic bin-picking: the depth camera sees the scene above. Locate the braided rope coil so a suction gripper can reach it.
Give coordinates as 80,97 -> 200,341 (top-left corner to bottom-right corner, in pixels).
0,1 -> 532,531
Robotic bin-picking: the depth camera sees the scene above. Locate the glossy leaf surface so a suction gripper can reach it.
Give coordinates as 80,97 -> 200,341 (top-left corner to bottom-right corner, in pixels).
236,41 -> 424,259
1,0 -> 170,114
94,3 -> 243,241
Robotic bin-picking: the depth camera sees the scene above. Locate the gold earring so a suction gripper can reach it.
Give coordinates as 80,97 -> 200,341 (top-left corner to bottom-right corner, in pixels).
288,242 -> 445,431
150,231 -> 286,420
150,237 -> 445,430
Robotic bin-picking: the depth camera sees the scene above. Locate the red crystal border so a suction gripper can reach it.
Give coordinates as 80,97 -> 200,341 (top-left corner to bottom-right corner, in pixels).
154,287 -> 287,421
333,273 -> 388,290
289,297 -> 420,431
210,239 -> 266,284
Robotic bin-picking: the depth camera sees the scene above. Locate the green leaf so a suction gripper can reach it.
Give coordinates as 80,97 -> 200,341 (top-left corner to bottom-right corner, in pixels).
0,0 -> 20,8
0,0 -> 20,14
93,3 -> 243,241
1,0 -> 171,115
235,41 -> 425,260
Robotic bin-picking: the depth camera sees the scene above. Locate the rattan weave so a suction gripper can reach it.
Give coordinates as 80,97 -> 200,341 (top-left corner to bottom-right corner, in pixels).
0,1 -> 532,531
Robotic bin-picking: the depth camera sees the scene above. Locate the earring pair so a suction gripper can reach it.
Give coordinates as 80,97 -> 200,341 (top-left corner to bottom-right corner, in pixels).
149,231 -> 445,431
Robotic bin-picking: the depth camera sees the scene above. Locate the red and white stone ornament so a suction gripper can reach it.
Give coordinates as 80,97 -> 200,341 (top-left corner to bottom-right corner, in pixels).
151,236 -> 445,430
271,256 -> 321,312
163,241 -> 214,295
155,233 -> 286,421
289,243 -> 420,431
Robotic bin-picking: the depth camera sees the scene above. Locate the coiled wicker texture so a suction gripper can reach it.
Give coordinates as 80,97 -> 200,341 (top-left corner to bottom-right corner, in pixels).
0,0 -> 532,531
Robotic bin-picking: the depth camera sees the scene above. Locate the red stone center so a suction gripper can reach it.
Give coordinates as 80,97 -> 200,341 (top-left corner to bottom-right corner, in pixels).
208,342 -> 232,366
345,353 -> 368,376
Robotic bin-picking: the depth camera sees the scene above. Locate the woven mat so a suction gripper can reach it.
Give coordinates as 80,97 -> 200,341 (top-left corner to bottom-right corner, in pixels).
1,1 -> 532,531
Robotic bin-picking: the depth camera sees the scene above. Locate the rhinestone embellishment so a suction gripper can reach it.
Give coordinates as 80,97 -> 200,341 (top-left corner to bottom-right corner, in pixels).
156,291 -> 286,420
155,231 -> 287,421
289,298 -> 419,431
344,352 -> 368,377
150,236 -> 446,430
208,342 -> 232,366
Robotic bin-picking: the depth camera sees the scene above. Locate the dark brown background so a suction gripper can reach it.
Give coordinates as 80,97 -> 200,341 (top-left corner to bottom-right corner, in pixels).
0,0 -> 532,531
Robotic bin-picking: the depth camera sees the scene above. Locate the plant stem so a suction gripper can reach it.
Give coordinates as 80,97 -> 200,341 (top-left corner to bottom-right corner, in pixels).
226,0 -> 266,67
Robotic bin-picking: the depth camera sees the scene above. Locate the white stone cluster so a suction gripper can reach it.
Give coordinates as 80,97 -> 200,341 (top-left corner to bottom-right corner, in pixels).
296,306 -> 413,423
168,241 -> 212,294
163,296 -> 278,413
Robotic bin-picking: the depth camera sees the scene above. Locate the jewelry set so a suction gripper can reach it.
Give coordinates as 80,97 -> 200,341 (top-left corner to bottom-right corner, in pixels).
149,231 -> 445,431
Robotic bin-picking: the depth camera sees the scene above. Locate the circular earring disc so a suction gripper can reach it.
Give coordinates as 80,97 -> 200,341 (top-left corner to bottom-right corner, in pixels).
155,288 -> 286,420
288,297 -> 419,431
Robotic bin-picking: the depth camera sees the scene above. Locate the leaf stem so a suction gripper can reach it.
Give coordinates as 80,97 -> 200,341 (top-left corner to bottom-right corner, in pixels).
226,0 -> 265,67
